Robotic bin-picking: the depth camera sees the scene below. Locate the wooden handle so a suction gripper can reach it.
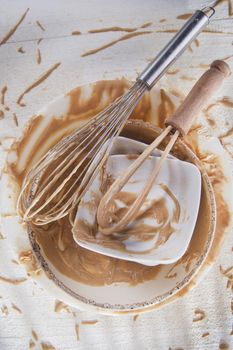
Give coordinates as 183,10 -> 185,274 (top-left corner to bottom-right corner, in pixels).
165,60 -> 231,135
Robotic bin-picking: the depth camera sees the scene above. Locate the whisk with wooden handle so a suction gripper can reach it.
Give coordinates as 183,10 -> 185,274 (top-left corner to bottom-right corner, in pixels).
97,60 -> 231,235
18,7 -> 215,225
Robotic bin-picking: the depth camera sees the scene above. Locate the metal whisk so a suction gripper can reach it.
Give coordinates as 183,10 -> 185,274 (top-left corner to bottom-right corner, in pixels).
18,7 -> 215,225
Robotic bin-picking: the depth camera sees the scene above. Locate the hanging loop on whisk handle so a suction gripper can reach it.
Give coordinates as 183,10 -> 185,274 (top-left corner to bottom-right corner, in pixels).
165,60 -> 231,136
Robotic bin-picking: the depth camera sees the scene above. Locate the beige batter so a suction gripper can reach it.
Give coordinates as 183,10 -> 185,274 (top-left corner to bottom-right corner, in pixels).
73,166 -> 181,254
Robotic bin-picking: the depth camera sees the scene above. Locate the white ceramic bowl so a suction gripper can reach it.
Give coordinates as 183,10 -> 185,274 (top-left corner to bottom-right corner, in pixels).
1,80 -> 219,314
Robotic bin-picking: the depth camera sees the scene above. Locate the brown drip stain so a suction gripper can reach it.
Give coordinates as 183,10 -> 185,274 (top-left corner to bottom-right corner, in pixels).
202,332 -> 210,337
219,97 -> 233,108
203,29 -> 233,35
40,342 -> 56,350
19,250 -> 42,276
37,38 -> 43,45
226,279 -> 233,290
81,320 -> 98,325
180,75 -> 196,81
165,272 -> 177,279
1,305 -> 9,317
204,99 -> 233,128
222,55 -> 233,61
72,31 -> 82,35
194,39 -> 200,47
219,341 -> 230,350
13,113 -> 19,126
29,339 -> 36,350
127,154 -> 139,160
203,103 -> 217,125
206,117 -> 216,127
0,110 -> 4,119
159,19 -> 167,23
1,213 -> 15,218
219,128 -> 233,140
219,128 -> 233,157
0,8 -> 29,46
81,31 -> 152,57
220,265 -> 233,275
36,20 -> 45,31
11,303 -> 22,313
75,324 -> 80,341
188,45 -> 193,53
170,89 -> 185,100
192,309 -> 206,322
1,86 -> 7,105
133,314 -> 139,321
141,22 -> 152,28
166,251 -> 199,278
0,274 -> 27,285
16,62 -> 61,106
88,22 -> 152,34
17,47 -> 25,54
9,114 -> 54,181
176,13 -> 192,20
11,259 -> 19,264
54,300 -> 70,313
89,26 -> 137,34
156,29 -> 177,33
197,63 -> 209,69
32,330 -> 38,341
36,48 -> 42,64
166,69 -> 179,75
220,265 -> 233,291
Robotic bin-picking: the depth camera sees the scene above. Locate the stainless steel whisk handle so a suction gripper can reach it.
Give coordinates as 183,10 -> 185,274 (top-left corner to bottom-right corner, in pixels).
137,7 -> 215,89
